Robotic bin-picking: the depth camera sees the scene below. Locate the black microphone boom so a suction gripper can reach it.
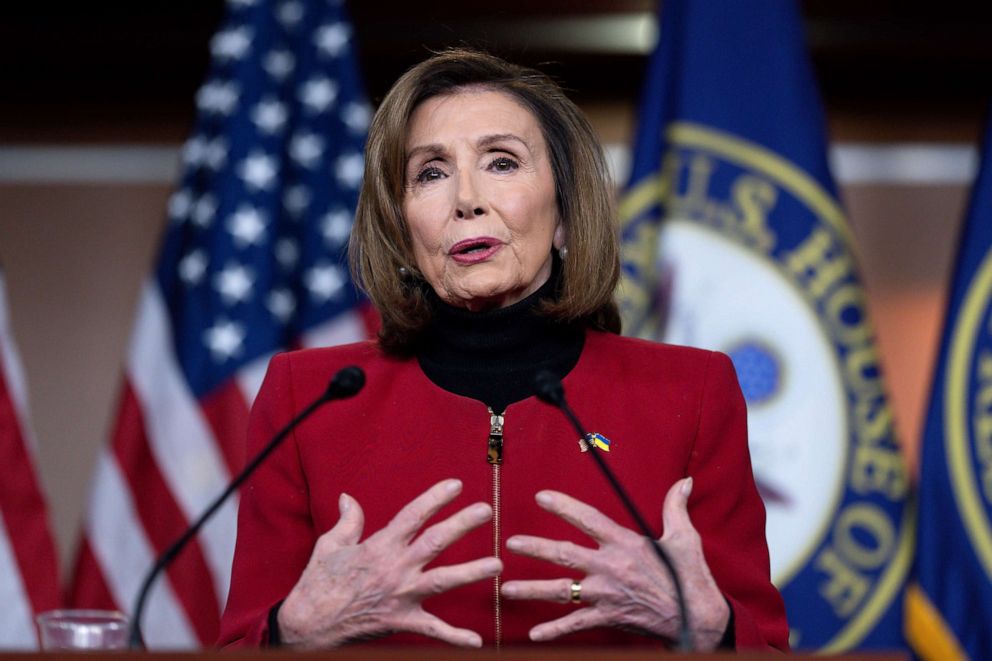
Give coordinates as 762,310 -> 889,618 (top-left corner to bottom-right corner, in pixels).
533,370 -> 693,652
128,365 -> 366,649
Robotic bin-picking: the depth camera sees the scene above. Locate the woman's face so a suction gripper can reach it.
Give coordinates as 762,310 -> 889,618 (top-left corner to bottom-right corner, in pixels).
402,89 -> 563,311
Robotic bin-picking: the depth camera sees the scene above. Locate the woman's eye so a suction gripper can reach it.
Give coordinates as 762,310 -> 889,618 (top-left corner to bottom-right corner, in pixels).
415,166 -> 445,184
489,156 -> 518,173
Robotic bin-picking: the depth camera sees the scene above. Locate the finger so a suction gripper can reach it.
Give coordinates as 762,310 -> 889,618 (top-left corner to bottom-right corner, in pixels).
414,556 -> 502,596
380,479 -> 463,545
528,608 -> 607,642
505,534 -> 596,571
661,477 -> 698,547
502,578 -> 587,604
316,492 -> 365,552
401,609 -> 484,648
410,502 -> 492,563
535,490 -> 626,544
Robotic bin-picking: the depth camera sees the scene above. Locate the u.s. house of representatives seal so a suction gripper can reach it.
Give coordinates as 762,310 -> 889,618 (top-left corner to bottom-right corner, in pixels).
620,122 -> 912,651
945,247 -> 992,584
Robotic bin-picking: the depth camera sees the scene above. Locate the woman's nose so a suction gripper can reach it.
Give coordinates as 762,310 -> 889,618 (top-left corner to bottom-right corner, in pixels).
454,173 -> 487,219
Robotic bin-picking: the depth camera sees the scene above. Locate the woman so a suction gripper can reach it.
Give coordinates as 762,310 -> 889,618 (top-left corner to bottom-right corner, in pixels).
218,49 -> 788,651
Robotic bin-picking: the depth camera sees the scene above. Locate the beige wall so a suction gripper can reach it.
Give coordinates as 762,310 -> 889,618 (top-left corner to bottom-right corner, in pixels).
0,184 -> 166,569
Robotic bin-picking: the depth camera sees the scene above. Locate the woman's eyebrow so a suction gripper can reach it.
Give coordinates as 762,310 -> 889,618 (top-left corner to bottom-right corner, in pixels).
405,143 -> 445,163
477,133 -> 529,151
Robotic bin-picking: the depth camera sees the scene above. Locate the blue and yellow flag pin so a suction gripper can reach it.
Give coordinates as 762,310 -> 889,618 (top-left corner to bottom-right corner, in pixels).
579,432 -> 612,453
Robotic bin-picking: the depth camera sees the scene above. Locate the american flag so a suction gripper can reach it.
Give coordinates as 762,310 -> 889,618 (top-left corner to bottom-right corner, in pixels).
68,0 -> 372,647
0,270 -> 61,649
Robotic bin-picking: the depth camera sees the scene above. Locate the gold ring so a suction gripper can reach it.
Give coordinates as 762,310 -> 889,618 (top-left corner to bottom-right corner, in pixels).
569,580 -> 582,604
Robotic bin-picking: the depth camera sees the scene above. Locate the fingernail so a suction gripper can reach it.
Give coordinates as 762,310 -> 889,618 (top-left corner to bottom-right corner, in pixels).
506,537 -> 523,551
502,582 -> 518,597
485,558 -> 502,573
339,492 -> 350,513
681,477 -> 693,497
530,627 -> 547,642
445,479 -> 462,494
536,491 -> 553,506
466,633 -> 482,648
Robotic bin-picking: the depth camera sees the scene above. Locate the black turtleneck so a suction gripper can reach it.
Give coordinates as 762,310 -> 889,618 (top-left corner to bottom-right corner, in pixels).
416,263 -> 584,413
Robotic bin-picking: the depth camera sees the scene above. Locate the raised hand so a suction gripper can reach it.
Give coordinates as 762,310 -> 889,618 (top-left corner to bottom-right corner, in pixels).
501,477 -> 730,650
278,478 -> 501,648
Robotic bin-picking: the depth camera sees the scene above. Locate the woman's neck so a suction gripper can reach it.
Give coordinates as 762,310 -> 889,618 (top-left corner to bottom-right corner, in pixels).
416,260 -> 583,412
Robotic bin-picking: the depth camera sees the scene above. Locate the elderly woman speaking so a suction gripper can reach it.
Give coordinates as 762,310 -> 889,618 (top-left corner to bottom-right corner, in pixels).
218,49 -> 788,651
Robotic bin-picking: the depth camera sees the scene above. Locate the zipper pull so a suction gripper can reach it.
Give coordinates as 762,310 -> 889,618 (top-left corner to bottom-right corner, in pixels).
487,407 -> 504,465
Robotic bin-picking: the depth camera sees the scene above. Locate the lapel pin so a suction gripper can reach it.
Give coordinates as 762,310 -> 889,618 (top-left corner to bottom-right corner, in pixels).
579,432 -> 612,453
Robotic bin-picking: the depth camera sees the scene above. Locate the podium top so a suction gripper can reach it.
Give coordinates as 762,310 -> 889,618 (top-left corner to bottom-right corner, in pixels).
1,647 -> 908,660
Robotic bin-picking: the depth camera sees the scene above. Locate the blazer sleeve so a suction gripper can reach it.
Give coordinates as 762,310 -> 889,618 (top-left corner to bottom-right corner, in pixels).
217,353 -> 317,647
686,350 -> 790,651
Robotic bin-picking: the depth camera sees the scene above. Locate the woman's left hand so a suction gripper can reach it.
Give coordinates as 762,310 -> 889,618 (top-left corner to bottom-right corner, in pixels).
500,477 -> 730,650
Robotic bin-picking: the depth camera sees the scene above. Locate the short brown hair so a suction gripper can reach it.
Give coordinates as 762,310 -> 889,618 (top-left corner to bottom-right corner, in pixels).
350,48 -> 620,354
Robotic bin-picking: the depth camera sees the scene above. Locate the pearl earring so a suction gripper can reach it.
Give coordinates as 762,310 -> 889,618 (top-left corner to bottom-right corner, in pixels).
559,245 -> 569,261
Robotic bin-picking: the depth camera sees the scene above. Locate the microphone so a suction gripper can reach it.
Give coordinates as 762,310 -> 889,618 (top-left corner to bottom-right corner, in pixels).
128,365 -> 366,649
533,370 -> 692,651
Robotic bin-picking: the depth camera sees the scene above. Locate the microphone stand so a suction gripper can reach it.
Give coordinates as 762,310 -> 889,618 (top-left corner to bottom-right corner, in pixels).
534,371 -> 692,652
128,366 -> 365,649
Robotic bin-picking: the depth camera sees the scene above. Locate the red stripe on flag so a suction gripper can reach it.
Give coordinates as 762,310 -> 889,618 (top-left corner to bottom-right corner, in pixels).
66,537 -> 117,610
200,380 -> 249,477
0,353 -> 60,616
358,300 -> 381,338
110,382 -> 221,644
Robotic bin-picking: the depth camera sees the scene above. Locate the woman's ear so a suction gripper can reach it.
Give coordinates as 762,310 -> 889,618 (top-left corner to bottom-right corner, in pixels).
553,223 -> 566,251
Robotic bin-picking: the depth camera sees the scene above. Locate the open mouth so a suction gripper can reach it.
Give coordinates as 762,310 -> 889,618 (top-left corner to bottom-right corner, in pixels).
449,237 -> 499,255
448,237 -> 502,263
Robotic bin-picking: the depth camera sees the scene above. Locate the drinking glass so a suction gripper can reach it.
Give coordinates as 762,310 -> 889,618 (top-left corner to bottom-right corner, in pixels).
35,609 -> 129,650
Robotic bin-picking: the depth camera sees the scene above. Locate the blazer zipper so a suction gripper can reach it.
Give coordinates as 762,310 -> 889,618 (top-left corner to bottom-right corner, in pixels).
486,407 -> 504,649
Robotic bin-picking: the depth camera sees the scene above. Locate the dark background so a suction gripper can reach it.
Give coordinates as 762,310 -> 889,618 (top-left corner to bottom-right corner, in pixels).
2,0 -> 990,143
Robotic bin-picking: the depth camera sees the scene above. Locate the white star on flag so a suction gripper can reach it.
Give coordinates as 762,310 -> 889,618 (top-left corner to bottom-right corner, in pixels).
168,189 -> 193,221
263,50 -> 295,81
276,238 -> 300,269
267,289 -> 297,322
304,263 -> 346,302
238,152 -> 278,191
341,102 -> 372,133
227,205 -> 267,247
211,26 -> 253,60
283,185 -> 311,218
196,80 -> 240,115
335,152 -> 364,190
205,137 -> 229,171
321,209 -> 352,246
290,132 -> 325,169
213,263 -> 255,304
251,98 -> 288,134
179,250 -> 209,285
203,318 -> 246,362
299,77 -> 339,113
277,1 -> 304,28
192,194 -> 217,228
314,22 -> 351,57
183,136 -> 207,167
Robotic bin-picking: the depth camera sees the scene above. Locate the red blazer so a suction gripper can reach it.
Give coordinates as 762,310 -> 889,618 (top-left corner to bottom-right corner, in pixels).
218,331 -> 788,650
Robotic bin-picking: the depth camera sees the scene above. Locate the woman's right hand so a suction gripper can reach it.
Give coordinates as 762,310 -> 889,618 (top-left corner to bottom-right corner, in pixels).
277,478 -> 500,649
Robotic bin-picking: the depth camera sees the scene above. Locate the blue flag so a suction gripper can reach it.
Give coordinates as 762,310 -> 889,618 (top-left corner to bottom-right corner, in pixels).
908,114 -> 992,661
620,0 -> 911,651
